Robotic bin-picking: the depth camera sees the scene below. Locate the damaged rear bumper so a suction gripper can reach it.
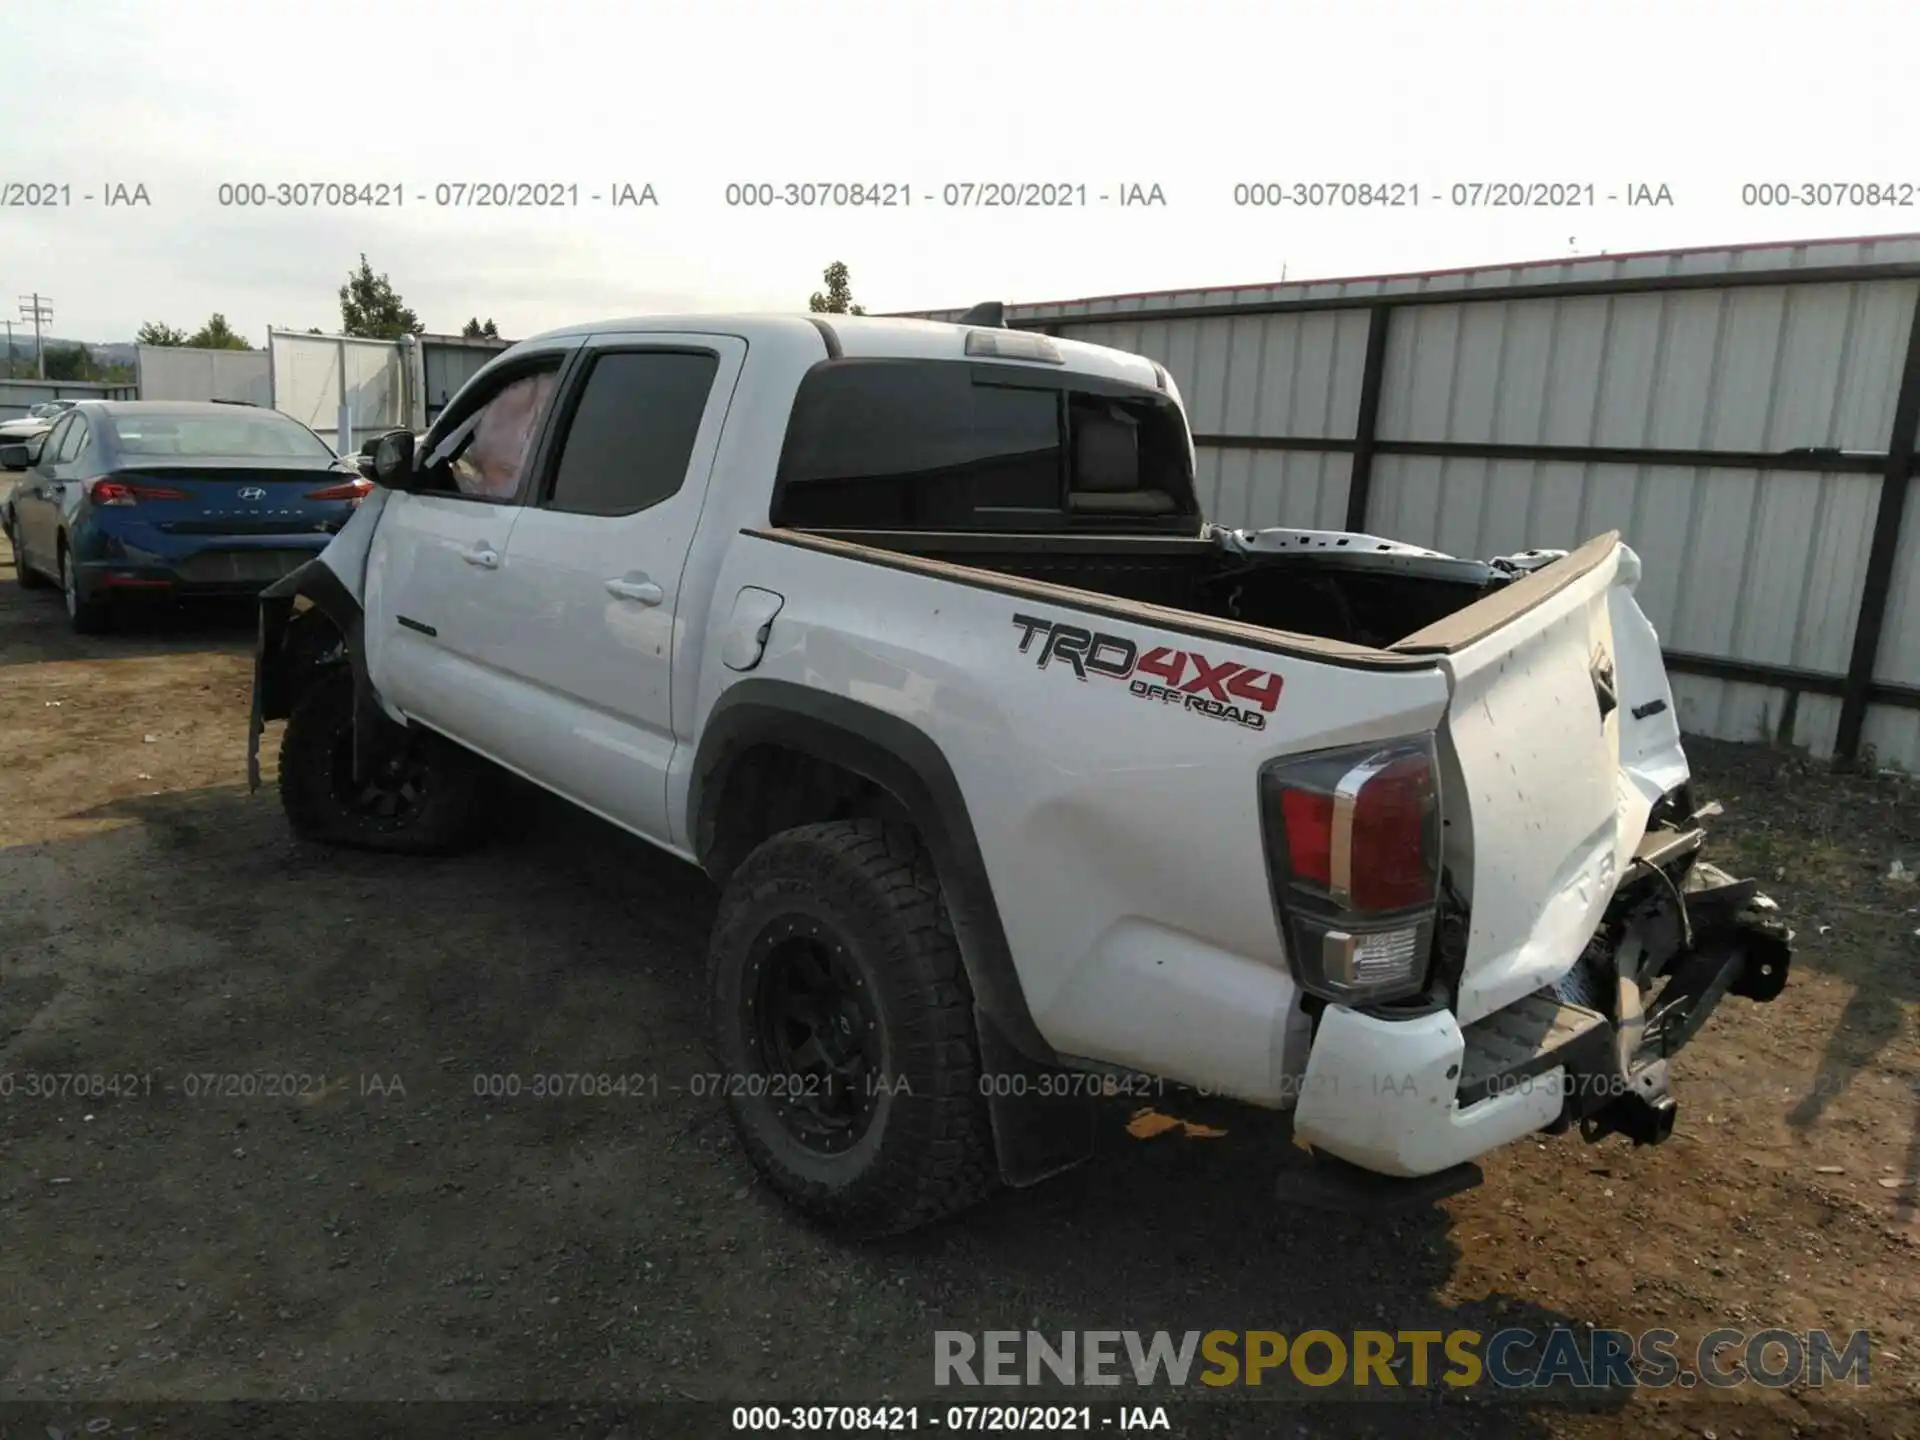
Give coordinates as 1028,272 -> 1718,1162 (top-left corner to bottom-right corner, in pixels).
1290,864 -> 1792,1185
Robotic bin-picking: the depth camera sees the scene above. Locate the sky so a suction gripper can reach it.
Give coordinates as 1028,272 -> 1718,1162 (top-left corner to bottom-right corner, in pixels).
3,0 -> 1918,344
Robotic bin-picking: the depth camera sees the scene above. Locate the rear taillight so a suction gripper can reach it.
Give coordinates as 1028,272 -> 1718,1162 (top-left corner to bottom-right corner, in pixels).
1258,735 -> 1443,1005
88,478 -> 190,506
305,477 -> 373,502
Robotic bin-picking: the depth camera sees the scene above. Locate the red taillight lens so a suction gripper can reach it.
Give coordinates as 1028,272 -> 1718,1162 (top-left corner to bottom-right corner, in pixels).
1348,753 -> 1439,911
1268,742 -> 1439,914
305,477 -> 373,501
1280,789 -> 1333,887
1260,736 -> 1443,1004
88,478 -> 190,506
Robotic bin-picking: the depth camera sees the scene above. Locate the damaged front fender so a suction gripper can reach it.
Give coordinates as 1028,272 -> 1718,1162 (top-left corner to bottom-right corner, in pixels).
246,488 -> 391,793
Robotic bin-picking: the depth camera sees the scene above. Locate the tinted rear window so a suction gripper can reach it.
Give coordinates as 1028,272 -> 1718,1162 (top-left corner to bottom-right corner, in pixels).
773,360 -> 1196,532
110,413 -> 335,460
546,351 -> 720,516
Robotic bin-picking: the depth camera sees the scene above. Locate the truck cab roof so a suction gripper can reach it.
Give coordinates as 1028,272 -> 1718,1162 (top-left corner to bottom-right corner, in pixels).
516,312 -> 1167,393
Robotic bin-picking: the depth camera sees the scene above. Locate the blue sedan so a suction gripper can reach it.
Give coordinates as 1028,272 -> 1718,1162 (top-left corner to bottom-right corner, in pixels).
1,401 -> 372,632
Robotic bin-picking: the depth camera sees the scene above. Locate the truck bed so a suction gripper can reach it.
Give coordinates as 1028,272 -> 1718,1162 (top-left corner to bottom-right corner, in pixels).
763,525 -> 1610,659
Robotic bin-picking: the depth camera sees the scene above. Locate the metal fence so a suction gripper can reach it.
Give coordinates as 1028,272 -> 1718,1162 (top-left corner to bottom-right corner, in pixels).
908,234 -> 1920,768
266,328 -> 408,453
134,345 -> 272,406
0,379 -> 136,423
417,333 -> 512,429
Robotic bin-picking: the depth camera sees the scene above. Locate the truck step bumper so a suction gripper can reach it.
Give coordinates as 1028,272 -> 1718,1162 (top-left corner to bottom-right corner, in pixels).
1292,1004 -> 1567,1178
1456,991 -> 1610,1109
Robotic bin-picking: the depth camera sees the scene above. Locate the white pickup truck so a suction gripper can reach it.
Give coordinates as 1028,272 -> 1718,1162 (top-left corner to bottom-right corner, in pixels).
247,310 -> 1793,1234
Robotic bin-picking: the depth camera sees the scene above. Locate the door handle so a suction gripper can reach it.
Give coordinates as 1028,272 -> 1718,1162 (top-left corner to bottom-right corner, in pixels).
605,576 -> 664,606
463,544 -> 500,569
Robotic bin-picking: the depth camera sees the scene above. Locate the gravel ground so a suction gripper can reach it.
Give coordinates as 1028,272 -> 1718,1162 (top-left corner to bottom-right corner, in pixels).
1,525 -> 1916,1440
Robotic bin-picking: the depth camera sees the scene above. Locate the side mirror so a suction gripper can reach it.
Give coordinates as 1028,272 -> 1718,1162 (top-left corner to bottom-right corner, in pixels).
0,443 -> 31,471
370,429 -> 416,488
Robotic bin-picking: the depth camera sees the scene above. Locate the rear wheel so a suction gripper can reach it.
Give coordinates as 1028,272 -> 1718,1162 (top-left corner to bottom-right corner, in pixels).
60,542 -> 113,633
277,666 -> 495,853
708,820 -> 999,1236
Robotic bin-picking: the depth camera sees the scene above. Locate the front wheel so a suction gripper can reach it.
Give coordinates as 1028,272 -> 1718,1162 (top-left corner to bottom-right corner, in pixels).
276,666 -> 495,853
8,517 -> 49,590
707,820 -> 999,1236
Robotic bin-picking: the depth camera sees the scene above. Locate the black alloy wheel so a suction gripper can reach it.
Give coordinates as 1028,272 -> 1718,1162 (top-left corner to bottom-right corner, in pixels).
746,916 -> 886,1154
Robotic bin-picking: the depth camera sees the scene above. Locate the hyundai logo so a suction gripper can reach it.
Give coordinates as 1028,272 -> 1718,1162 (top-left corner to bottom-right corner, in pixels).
237,486 -> 267,501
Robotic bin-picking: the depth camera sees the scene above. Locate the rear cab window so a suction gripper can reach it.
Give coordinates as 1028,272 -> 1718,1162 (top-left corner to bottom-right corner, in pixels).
541,350 -> 721,516
771,359 -> 1199,534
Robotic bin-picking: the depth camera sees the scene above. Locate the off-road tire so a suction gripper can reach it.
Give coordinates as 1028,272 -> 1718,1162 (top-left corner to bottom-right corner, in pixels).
277,666 -> 494,854
708,820 -> 999,1236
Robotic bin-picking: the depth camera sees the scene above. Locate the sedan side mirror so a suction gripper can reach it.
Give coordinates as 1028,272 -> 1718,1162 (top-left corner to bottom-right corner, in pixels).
370,429 -> 416,488
0,443 -> 30,471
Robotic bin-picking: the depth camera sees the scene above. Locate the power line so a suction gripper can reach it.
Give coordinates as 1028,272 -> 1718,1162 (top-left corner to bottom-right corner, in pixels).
18,294 -> 53,380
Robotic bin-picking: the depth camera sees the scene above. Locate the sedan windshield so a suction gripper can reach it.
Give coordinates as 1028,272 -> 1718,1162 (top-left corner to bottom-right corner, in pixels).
111,413 -> 336,459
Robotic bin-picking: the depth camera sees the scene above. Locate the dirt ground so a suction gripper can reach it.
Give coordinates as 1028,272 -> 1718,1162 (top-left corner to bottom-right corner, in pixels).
1,523 -> 1916,1440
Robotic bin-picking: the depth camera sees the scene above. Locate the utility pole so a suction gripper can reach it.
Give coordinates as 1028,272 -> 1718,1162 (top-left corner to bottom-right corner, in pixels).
18,294 -> 53,379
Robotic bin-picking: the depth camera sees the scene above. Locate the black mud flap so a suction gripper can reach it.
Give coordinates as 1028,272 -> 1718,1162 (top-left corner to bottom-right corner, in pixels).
247,589 -> 299,793
974,1007 -> 1096,1187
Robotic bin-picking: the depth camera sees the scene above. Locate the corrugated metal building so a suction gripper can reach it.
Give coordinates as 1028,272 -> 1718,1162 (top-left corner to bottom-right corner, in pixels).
907,234 -> 1920,768
125,333 -> 512,444
417,332 -> 513,429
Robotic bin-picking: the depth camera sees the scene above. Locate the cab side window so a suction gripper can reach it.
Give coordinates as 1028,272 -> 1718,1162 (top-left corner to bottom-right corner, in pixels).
38,415 -> 72,466
435,368 -> 562,500
543,351 -> 720,517
59,417 -> 90,464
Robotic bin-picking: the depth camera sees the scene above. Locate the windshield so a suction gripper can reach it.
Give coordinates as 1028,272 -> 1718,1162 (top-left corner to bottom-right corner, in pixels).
111,412 -> 336,460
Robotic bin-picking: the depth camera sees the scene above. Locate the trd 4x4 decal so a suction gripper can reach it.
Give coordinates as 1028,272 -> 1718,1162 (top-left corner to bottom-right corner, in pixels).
1011,613 -> 1282,731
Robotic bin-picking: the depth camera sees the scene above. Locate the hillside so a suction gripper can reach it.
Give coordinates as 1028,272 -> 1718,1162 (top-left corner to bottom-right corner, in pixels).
3,337 -> 137,366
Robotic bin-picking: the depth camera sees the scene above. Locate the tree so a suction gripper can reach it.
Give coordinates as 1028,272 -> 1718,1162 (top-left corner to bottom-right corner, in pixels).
808,261 -> 865,315
136,321 -> 191,347
184,313 -> 253,350
339,253 -> 423,340
44,343 -> 96,382
461,316 -> 501,339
